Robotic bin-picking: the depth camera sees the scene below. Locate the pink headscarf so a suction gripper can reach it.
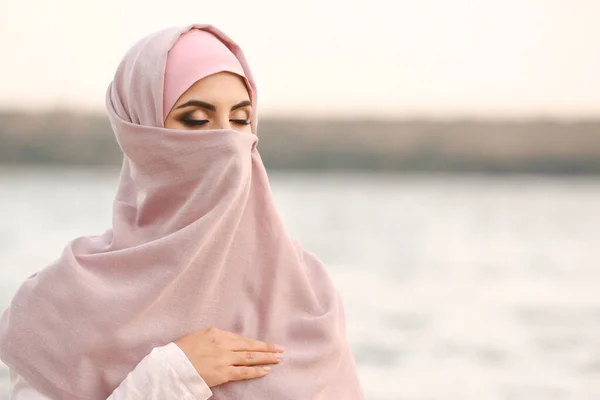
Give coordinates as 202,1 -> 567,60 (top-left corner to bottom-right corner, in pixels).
163,29 -> 250,121
0,24 -> 363,399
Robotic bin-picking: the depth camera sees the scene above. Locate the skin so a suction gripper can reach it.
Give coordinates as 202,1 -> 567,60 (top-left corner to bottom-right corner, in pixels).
169,72 -> 283,387
175,328 -> 284,388
164,71 -> 253,133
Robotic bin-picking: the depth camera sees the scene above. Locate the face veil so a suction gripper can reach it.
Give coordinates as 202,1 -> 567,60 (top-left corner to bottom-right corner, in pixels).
0,24 -> 363,400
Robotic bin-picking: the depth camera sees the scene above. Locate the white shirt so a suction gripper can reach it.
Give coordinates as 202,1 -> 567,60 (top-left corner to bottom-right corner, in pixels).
9,343 -> 213,399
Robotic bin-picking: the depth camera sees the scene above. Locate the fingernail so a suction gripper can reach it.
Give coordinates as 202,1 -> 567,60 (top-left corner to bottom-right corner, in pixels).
263,366 -> 271,372
275,345 -> 285,352
275,353 -> 283,361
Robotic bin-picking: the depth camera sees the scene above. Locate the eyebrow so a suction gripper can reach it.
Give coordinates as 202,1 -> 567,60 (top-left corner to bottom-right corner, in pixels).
175,100 -> 251,111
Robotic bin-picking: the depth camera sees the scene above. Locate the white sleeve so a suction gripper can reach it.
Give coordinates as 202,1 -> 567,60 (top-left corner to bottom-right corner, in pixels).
9,342 -> 213,400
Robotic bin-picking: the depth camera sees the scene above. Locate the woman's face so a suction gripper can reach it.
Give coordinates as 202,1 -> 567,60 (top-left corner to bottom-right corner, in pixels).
164,72 -> 252,133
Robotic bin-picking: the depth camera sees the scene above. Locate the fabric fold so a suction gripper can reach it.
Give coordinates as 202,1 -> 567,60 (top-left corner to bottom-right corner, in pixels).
0,24 -> 363,400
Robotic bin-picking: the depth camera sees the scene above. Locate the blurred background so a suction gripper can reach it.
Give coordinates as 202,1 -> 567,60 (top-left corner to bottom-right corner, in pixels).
1,1 -> 600,399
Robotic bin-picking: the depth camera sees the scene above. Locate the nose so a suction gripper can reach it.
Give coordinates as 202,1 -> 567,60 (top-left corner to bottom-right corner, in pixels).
214,116 -> 232,130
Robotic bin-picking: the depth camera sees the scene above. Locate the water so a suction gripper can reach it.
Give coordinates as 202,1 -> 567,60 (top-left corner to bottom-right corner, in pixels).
1,168 -> 599,399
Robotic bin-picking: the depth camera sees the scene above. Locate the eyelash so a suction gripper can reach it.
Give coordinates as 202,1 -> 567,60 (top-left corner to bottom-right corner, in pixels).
180,118 -> 251,127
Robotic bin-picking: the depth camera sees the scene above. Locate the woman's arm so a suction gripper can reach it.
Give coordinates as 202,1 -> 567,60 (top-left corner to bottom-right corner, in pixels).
10,343 -> 212,400
10,327 -> 283,399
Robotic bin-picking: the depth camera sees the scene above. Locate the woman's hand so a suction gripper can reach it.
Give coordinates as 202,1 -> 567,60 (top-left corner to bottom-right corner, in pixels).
174,327 -> 284,388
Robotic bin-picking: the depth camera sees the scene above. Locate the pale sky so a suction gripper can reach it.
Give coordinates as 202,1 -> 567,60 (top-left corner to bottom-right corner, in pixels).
1,0 -> 599,118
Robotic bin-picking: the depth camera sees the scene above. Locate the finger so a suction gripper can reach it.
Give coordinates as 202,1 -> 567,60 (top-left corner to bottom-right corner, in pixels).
229,351 -> 283,366
227,336 -> 284,353
227,366 -> 271,382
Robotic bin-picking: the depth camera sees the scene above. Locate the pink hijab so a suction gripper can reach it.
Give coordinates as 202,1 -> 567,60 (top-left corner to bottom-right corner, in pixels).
163,28 -> 250,121
0,24 -> 363,399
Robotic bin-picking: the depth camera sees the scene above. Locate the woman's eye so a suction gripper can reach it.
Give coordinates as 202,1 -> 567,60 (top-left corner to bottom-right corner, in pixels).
230,119 -> 251,126
181,119 -> 209,127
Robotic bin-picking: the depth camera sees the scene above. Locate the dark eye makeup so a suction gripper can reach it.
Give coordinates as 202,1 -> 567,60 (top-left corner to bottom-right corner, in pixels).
230,119 -> 251,126
180,118 -> 209,127
179,114 -> 251,128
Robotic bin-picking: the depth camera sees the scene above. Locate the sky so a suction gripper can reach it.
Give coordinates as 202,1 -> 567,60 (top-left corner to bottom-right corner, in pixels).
1,0 -> 599,118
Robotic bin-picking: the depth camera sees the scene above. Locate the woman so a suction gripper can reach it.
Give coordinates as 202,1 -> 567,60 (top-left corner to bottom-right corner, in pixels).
0,24 -> 363,399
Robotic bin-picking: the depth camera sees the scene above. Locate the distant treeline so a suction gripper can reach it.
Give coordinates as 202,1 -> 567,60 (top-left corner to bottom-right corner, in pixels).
1,111 -> 600,174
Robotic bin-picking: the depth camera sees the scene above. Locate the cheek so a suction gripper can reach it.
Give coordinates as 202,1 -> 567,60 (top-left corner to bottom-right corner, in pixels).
234,124 -> 253,134
164,118 -> 197,131
164,117 -> 179,130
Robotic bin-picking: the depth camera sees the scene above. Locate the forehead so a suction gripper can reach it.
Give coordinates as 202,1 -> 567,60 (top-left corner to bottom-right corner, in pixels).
176,72 -> 251,105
